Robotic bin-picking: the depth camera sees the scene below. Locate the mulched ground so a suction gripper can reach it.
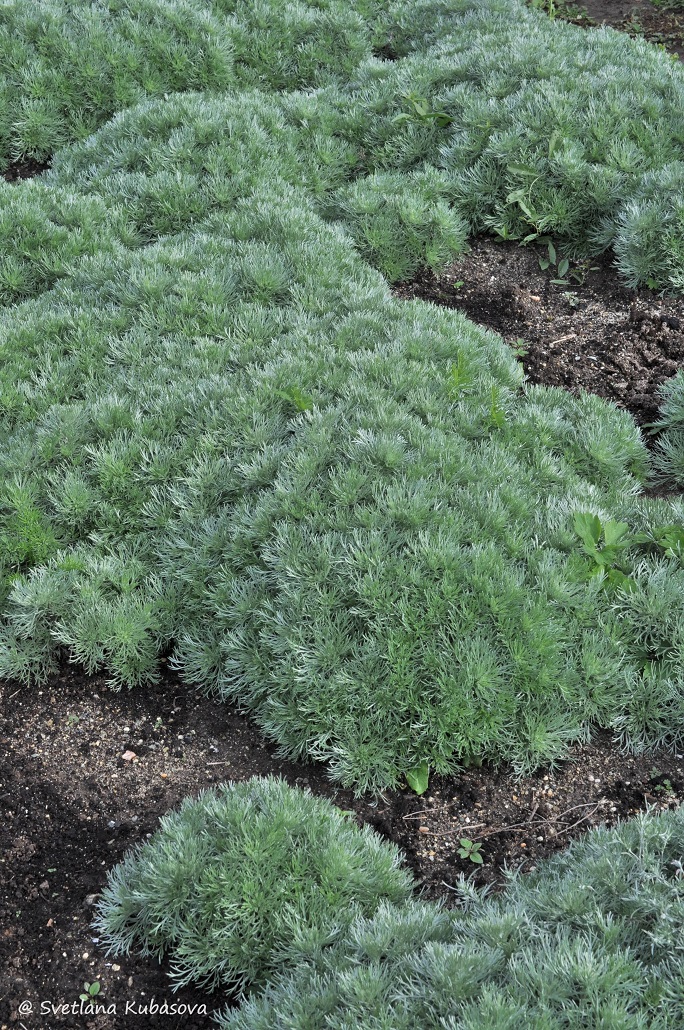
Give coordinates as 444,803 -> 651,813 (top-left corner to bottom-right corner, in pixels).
2,160 -> 50,184
3,15 -> 684,1027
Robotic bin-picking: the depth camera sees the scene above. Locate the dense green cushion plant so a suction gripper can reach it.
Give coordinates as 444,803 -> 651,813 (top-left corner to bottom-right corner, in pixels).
220,806 -> 684,1029
3,0 -> 684,286
93,777 -> 413,995
98,791 -> 684,1027
2,4 -> 684,790
650,371 -> 684,488
0,0 -> 377,164
2,94 -> 684,787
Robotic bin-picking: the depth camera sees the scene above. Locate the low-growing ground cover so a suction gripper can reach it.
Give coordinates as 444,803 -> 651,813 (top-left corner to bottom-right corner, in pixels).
220,806 -> 684,1029
2,0 -> 684,1024
1,1 -> 684,794
4,167 -> 684,789
94,777 -> 414,995
76,774 -> 684,1029
3,674 -> 683,1027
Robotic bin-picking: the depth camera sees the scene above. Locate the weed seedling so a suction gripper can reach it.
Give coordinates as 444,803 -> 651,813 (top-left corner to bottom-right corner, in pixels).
537,238 -> 570,283
572,512 -> 637,590
458,838 -> 484,864
393,93 -> 452,128
80,982 -> 101,1003
406,760 -> 430,795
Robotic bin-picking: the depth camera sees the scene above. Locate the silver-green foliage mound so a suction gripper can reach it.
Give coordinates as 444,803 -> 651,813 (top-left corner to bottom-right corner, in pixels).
0,0 -> 373,163
651,371 -> 684,488
2,91 -> 684,789
323,0 -> 684,290
3,0 -> 684,287
221,806 -> 684,1029
2,15 -> 684,790
94,777 -> 413,995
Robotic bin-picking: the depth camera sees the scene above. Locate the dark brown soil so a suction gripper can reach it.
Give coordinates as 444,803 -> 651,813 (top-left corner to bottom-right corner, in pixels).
3,160 -> 50,184
396,238 -> 684,430
2,669 -> 683,1029
528,0 -> 684,59
578,0 -> 684,60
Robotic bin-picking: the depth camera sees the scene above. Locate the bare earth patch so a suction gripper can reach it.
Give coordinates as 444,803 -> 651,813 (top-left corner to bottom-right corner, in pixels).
396,236 -> 684,430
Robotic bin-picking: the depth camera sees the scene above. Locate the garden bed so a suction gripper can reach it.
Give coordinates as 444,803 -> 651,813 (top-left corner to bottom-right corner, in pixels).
2,670 -> 683,1029
580,0 -> 684,59
396,236 -> 684,432
4,0 -> 684,1021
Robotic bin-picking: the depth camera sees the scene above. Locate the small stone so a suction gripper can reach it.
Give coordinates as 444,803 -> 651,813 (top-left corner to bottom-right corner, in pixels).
112,964 -> 121,972
121,750 -> 136,761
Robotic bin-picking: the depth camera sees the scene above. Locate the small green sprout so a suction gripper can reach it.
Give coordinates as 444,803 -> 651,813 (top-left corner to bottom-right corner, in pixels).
80,981 -> 101,1003
405,760 -> 430,795
458,838 -> 484,864
572,512 -> 637,591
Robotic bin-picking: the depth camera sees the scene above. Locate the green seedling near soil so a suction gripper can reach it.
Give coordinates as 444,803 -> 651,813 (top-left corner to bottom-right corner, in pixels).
405,760 -> 429,795
536,236 -> 596,286
528,0 -> 592,22
537,238 -> 570,282
79,982 -> 101,1003
457,838 -> 484,864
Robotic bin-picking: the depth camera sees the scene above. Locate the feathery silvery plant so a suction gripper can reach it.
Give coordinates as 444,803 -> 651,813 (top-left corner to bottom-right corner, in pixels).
219,807 -> 684,1029
94,777 -> 413,996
